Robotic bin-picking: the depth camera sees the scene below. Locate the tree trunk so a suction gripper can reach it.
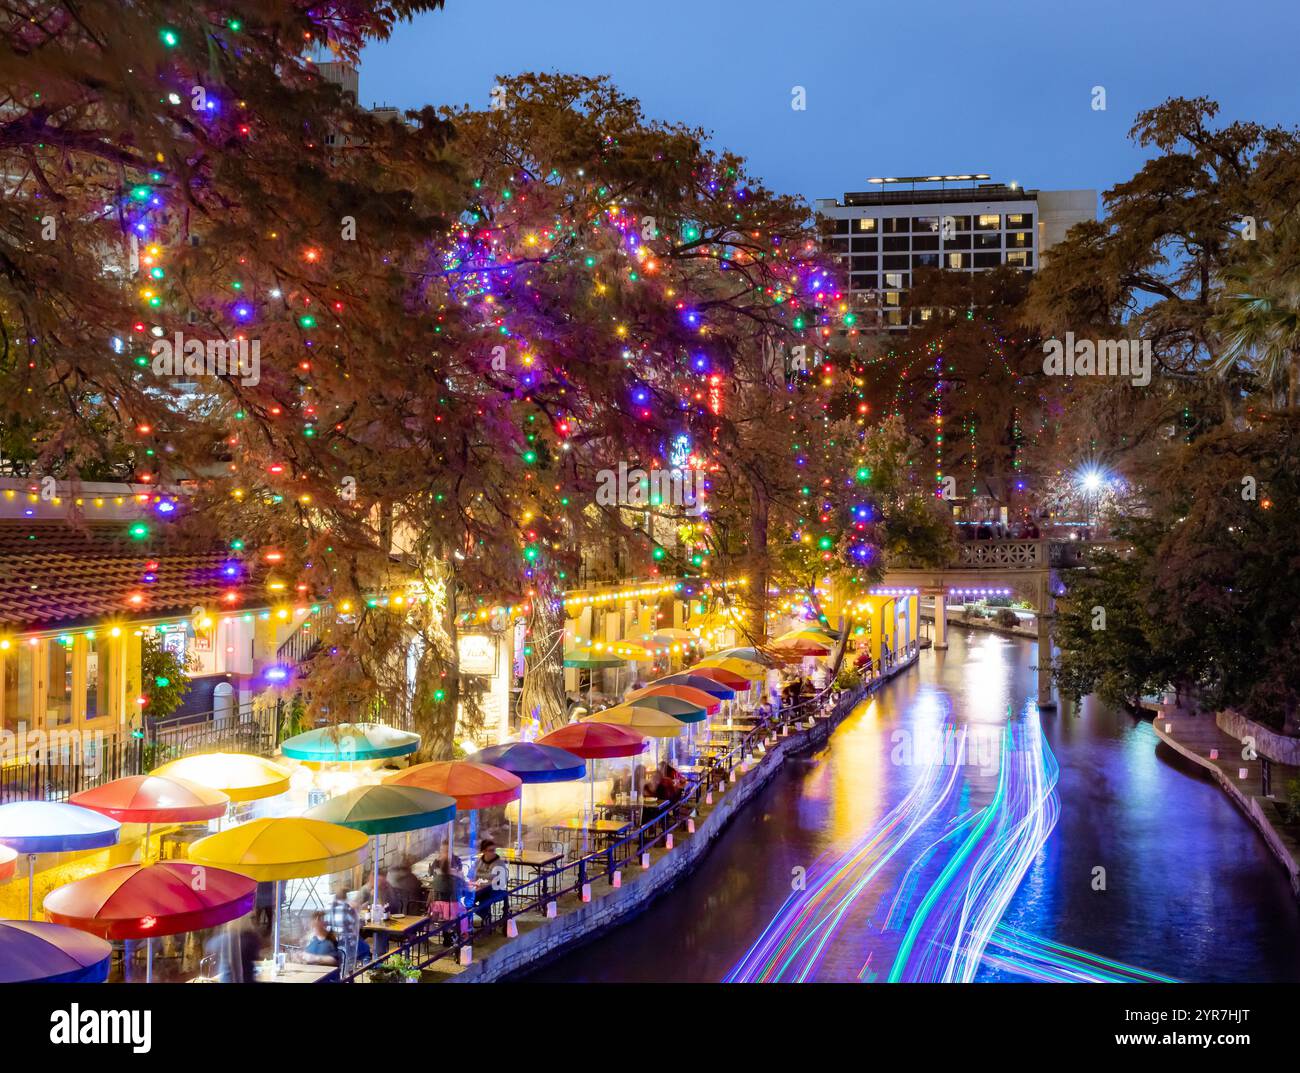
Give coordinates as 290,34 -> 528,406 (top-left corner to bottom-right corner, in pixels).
520,574 -> 568,734
409,557 -> 460,761
745,478 -> 770,645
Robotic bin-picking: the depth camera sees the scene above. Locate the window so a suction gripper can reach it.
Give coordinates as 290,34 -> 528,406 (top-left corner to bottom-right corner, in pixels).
884,272 -> 905,288
919,308 -> 934,321
975,213 -> 1001,230
884,291 -> 901,307
973,251 -> 1001,268
833,219 -> 850,234
851,256 -> 878,272
1005,212 -> 1033,230
47,641 -> 72,726
85,638 -> 112,721
885,309 -> 905,326
1005,250 -> 1032,267
943,233 -> 972,249
850,236 -> 877,252
850,273 -> 877,290
882,217 -> 909,233
882,236 -> 909,252
912,253 -> 939,269
911,234 -> 939,251
945,215 -> 972,232
975,233 -> 1002,249
830,238 -> 850,253
912,216 -> 940,232
856,217 -> 876,232
947,252 -> 965,269
1008,230 -> 1030,247
2,648 -> 33,736
882,254 -> 910,270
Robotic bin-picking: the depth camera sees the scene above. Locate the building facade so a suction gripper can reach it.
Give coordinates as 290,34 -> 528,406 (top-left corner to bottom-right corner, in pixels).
816,176 -> 1096,327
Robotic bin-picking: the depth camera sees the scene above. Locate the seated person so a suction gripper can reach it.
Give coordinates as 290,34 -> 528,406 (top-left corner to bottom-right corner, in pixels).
358,875 -> 403,916
387,859 -> 426,910
656,761 -> 686,801
298,912 -> 340,966
471,839 -> 509,926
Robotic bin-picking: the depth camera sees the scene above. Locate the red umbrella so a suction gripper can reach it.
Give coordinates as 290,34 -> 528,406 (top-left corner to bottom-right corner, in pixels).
71,774 -> 230,863
387,761 -> 521,810
44,860 -> 256,982
537,723 -> 647,830
625,684 -> 721,714
0,845 -> 16,883
537,723 -> 647,759
771,637 -> 829,658
688,666 -> 753,691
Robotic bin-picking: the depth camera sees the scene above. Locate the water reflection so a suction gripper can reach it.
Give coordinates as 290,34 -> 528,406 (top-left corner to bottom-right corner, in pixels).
528,630 -> 1300,982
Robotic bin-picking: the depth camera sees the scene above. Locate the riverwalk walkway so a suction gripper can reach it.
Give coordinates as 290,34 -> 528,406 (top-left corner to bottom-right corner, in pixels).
1152,706 -> 1300,898
343,646 -> 922,982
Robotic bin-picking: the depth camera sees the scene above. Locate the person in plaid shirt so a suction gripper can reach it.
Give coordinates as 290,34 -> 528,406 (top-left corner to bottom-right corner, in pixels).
325,886 -> 359,974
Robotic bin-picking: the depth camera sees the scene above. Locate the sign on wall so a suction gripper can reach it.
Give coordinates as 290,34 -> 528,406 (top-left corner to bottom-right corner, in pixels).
459,633 -> 499,677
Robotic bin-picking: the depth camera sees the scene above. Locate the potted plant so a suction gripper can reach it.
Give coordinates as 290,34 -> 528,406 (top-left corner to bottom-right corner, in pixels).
373,954 -> 421,983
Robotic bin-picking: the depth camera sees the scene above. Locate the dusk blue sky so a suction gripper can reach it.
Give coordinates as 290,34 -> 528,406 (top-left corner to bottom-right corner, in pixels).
360,0 -> 1300,209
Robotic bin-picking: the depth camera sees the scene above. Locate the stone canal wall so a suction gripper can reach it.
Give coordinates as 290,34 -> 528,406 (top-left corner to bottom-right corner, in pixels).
446,652 -> 919,982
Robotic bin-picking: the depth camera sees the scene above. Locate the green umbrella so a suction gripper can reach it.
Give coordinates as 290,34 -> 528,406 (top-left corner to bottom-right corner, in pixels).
305,784 -> 456,935
565,649 -> 630,707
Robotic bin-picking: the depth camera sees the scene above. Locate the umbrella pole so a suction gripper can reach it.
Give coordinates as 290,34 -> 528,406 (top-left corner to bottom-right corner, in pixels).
272,881 -> 282,967
517,790 -> 525,855
146,937 -> 153,983
144,821 -> 152,864
26,853 -> 35,919
371,836 -> 381,918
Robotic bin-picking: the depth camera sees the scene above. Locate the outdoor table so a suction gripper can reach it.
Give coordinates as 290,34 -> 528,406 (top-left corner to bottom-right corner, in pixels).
677,764 -> 708,776
361,913 -> 428,957
251,959 -> 336,984
548,817 -> 629,857
498,847 -> 563,900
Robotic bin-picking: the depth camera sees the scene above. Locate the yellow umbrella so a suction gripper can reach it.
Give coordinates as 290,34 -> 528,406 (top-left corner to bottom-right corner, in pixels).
776,628 -> 840,645
583,705 -> 683,739
189,817 -> 367,882
151,752 -> 291,803
189,817 -> 369,966
698,657 -> 767,681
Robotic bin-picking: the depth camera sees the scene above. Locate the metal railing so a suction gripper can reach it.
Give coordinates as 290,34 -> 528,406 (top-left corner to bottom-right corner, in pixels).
333,641 -> 920,982
0,727 -> 145,804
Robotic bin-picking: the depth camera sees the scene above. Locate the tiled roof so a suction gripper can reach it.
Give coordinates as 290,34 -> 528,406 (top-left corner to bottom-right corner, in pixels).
0,524 -> 267,633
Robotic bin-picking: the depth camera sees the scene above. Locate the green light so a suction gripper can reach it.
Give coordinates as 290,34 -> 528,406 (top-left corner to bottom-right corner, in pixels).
230,539 -> 244,550
129,185 -> 151,201
818,536 -> 833,550
523,545 -> 539,563
522,450 -> 537,464
652,547 -> 666,561
128,523 -> 149,540
154,676 -> 170,688
298,315 -> 316,329
433,689 -> 446,702
855,467 -> 871,482
160,28 -> 179,47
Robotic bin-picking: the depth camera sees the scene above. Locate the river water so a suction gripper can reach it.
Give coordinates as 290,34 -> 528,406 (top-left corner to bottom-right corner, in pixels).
527,629 -> 1300,982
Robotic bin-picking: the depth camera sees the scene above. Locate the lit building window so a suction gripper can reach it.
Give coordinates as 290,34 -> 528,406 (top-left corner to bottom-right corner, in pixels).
947,253 -> 964,269
857,217 -> 876,232
977,214 -> 1001,228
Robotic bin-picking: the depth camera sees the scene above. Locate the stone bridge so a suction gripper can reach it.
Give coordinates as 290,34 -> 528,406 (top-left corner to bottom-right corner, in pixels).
882,539 -> 1105,709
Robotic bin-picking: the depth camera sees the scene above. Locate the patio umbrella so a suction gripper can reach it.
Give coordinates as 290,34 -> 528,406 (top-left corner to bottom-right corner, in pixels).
648,628 -> 696,643
0,919 -> 113,984
538,723 -> 647,828
305,784 -> 455,923
0,845 -> 16,883
582,706 -> 685,738
624,686 -> 717,717
564,648 -> 629,708
44,860 -> 256,982
280,722 -> 421,763
698,656 -> 769,680
0,802 -> 121,919
386,761 -> 522,869
465,743 -> 585,854
151,752 -> 291,803
645,673 -> 737,700
70,774 -> 229,863
771,636 -> 830,658
189,817 -> 368,963
687,665 -> 753,691
703,647 -> 778,667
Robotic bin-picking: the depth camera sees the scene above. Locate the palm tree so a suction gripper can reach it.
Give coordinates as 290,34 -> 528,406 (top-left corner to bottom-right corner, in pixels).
1212,212 -> 1300,409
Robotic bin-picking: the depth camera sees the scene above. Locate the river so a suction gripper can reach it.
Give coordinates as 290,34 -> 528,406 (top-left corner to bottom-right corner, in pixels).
527,629 -> 1300,982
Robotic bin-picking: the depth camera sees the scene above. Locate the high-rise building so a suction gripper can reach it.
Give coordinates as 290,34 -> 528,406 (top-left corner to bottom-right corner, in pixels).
815,176 -> 1095,327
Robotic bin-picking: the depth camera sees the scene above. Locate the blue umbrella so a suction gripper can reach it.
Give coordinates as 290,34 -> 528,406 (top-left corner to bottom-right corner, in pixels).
0,802 -> 121,919
466,743 -> 585,854
0,919 -> 112,983
650,673 -> 737,699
